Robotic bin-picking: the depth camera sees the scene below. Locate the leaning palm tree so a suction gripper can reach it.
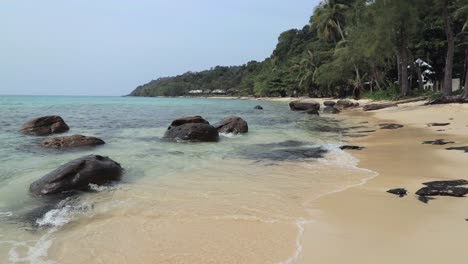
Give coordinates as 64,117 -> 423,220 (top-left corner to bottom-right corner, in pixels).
310,0 -> 349,43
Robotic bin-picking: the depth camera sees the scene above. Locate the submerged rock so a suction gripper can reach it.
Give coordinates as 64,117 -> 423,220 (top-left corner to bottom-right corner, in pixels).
41,134 -> 105,149
289,99 -> 320,111
29,155 -> 123,196
304,109 -> 320,115
422,139 -> 455,146
416,180 -> 468,198
254,105 -> 263,110
213,116 -> 248,134
20,116 -> 69,136
237,141 -> 327,162
323,106 -> 340,114
387,188 -> 408,197
340,145 -> 365,150
379,123 -> 404,130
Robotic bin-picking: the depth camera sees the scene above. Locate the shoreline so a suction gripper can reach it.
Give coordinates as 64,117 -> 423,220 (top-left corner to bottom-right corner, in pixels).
297,102 -> 468,263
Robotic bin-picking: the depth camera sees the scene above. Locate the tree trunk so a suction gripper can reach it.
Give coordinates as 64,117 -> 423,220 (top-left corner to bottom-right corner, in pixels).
396,53 -> 401,86
442,0 -> 454,96
400,47 -> 409,96
464,48 -> 468,98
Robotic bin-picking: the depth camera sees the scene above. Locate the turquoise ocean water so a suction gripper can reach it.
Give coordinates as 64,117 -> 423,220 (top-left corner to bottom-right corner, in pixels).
0,96 -> 374,263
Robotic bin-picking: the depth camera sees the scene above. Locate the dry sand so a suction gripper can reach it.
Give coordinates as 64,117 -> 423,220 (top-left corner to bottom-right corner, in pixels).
298,102 -> 468,263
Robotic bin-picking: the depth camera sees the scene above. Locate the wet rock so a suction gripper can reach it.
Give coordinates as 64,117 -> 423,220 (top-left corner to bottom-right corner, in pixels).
254,105 -> 263,110
387,188 -> 408,197
29,155 -> 123,196
336,99 -> 359,110
422,139 -> 455,146
20,116 -> 69,136
416,180 -> 468,197
418,196 -> 435,204
168,116 -> 209,130
41,134 -> 105,149
379,123 -> 404,130
340,145 -> 365,150
323,101 -> 336,107
427,123 -> 450,127
305,109 -> 320,115
213,116 -> 248,134
289,99 -> 320,111
323,106 -> 340,114
363,103 -> 397,111
446,146 -> 468,153
164,123 -> 219,142
238,141 -> 327,162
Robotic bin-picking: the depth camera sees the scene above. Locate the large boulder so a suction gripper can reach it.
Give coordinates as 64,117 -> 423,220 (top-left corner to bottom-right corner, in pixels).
167,116 -> 209,129
29,155 -> 123,196
164,118 -> 219,142
289,99 -> 320,111
213,116 -> 248,134
336,100 -> 359,110
323,101 -> 336,107
41,134 -> 105,149
20,116 -> 69,136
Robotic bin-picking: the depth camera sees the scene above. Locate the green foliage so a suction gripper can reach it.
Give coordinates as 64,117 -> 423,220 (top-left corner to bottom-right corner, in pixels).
130,0 -> 468,99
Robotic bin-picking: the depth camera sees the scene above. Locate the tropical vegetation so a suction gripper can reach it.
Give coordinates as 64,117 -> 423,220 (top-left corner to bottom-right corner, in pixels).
130,0 -> 468,100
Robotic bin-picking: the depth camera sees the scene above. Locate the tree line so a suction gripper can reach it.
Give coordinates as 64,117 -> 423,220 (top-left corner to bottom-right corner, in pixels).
130,0 -> 468,99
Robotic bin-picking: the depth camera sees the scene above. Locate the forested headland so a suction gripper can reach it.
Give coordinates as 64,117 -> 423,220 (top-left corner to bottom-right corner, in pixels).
129,0 -> 468,100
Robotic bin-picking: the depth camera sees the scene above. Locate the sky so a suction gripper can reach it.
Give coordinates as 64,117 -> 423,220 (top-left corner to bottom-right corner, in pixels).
0,0 -> 320,96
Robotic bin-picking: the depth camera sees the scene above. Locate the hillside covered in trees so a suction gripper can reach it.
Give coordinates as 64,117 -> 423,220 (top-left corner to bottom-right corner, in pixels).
130,0 -> 468,99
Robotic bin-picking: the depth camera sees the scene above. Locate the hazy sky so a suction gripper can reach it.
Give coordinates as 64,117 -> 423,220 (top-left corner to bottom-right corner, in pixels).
0,0 -> 320,96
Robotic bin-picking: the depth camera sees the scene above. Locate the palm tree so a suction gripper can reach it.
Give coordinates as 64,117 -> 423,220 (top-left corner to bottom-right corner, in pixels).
311,0 -> 349,43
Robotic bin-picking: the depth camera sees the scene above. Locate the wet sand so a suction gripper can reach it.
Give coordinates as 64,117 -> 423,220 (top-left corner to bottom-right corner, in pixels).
299,102 -> 468,263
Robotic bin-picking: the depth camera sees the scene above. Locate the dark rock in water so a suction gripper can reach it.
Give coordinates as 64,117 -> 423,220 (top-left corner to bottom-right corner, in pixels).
323,101 -> 336,107
164,116 -> 219,142
289,99 -> 320,111
379,123 -> 404,130
427,123 -> 450,127
355,130 -> 376,134
387,188 -> 408,197
446,146 -> 468,153
336,99 -> 359,110
29,155 -> 123,196
359,121 -> 369,124
323,106 -> 340,114
418,196 -> 435,204
304,109 -> 320,115
213,116 -> 248,134
422,139 -> 455,146
164,123 -> 219,142
254,105 -> 263,110
168,116 -> 209,130
416,180 -> 468,197
237,141 -> 327,162
20,116 -> 69,136
41,134 -> 105,149
340,145 -> 365,150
